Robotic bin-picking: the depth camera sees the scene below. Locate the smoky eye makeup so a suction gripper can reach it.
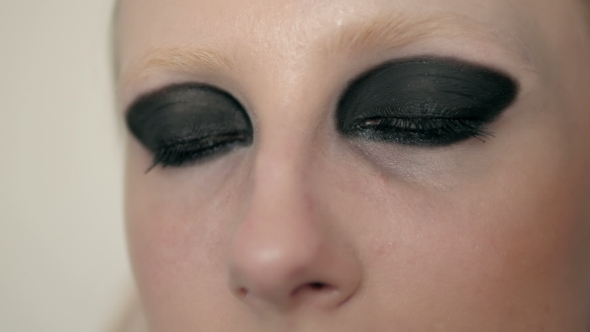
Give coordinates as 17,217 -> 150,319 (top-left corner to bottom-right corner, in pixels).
126,83 -> 253,170
337,57 -> 519,146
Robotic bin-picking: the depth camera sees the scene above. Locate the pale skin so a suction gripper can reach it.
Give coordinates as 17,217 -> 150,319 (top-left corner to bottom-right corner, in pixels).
115,0 -> 590,331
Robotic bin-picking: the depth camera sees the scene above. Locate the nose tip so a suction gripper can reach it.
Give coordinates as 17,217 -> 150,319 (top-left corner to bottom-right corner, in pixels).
227,220 -> 361,312
226,140 -> 362,313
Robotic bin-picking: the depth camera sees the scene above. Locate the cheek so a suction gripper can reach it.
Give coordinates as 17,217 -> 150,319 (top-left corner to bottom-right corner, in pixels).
319,123 -> 590,328
124,142 -> 252,329
423,165 -> 585,327
465,162 -> 589,329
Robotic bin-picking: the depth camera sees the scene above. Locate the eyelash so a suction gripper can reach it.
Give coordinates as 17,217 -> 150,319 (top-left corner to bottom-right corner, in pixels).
149,115 -> 487,171
353,116 -> 490,146
149,132 -> 251,171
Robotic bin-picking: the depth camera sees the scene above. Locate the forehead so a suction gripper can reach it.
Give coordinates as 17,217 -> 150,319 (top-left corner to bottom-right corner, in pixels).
116,0 -> 540,65
115,0 -> 581,108
117,0 -> 531,40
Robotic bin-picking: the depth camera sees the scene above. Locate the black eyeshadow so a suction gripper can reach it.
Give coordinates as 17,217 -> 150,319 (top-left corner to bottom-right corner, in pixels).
337,57 -> 519,146
126,83 -> 252,168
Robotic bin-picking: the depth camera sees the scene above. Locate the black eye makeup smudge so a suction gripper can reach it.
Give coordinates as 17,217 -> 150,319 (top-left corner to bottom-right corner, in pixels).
336,57 -> 519,146
126,83 -> 253,171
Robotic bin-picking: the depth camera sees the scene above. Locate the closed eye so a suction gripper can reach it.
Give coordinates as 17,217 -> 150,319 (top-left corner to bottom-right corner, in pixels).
125,83 -> 253,171
354,117 -> 491,146
336,56 -> 518,147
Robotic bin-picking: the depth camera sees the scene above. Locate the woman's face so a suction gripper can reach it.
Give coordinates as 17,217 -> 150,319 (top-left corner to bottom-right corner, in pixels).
116,0 -> 590,330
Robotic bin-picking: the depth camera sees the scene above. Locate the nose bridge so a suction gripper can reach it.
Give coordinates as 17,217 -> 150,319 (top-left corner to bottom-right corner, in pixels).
242,88 -> 320,233
231,129 -> 320,285
242,119 -> 314,232
252,123 -> 311,203
227,120 -> 361,312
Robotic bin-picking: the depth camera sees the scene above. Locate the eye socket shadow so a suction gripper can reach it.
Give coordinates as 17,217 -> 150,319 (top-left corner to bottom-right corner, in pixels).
126,83 -> 252,153
337,57 -> 519,136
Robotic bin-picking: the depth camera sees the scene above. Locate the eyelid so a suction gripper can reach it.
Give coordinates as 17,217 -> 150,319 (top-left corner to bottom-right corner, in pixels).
338,55 -> 519,101
125,83 -> 244,113
336,56 -> 518,146
337,56 -> 519,116
125,83 -> 254,169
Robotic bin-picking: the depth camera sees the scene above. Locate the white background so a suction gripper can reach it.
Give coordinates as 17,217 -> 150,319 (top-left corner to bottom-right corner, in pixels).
0,0 -> 132,331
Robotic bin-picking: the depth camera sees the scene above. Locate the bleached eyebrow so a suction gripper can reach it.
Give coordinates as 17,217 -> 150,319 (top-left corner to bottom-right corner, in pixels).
329,14 -> 462,53
119,47 -> 233,85
119,13 -> 533,85
326,13 -> 532,66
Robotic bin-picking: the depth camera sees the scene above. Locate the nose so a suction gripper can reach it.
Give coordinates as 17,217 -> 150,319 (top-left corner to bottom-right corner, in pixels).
227,148 -> 362,312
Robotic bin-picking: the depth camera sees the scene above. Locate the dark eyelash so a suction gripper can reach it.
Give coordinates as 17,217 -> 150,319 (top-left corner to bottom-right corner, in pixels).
353,117 -> 491,146
147,131 -> 251,172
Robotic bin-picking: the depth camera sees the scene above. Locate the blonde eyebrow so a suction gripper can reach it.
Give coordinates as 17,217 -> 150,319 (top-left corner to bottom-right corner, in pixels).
330,15 -> 456,53
120,46 -> 232,85
326,13 -> 532,67
120,13 -> 532,86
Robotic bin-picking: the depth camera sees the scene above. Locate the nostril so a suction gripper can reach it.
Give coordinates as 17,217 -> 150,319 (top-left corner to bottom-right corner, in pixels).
284,281 -> 345,309
309,282 -> 326,290
291,282 -> 334,298
238,287 -> 249,298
